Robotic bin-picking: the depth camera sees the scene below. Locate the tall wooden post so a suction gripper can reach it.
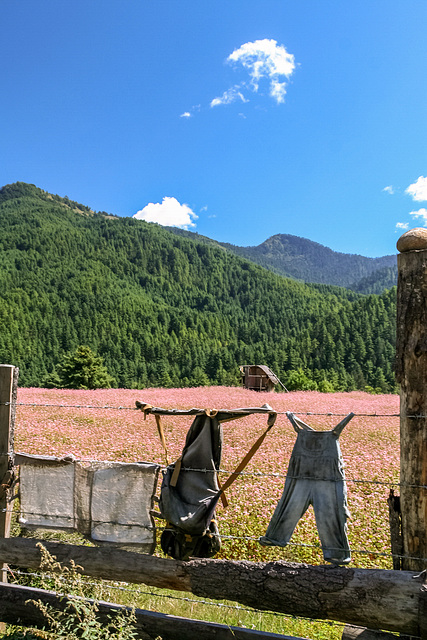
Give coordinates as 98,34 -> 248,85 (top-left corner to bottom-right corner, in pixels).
0,365 -> 18,582
396,228 -> 427,571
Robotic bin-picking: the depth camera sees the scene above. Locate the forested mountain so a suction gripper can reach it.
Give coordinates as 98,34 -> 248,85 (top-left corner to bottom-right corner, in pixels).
167,228 -> 397,292
0,182 -> 396,391
348,265 -> 398,295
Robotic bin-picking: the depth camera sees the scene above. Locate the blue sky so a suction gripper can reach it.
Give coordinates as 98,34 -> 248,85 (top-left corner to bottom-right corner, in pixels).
1,0 -> 426,257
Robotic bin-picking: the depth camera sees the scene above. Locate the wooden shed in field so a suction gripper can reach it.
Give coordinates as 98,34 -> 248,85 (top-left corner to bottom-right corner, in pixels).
240,365 -> 281,392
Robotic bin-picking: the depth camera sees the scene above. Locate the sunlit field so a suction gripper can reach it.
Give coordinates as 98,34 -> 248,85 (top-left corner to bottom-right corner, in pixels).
13,387 -> 401,639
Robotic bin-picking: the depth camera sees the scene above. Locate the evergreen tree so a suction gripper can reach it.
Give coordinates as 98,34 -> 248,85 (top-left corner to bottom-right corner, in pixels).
56,345 -> 114,389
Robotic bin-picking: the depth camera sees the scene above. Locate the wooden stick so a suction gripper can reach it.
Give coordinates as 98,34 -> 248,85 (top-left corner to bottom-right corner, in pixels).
0,582 -> 307,640
387,490 -> 402,571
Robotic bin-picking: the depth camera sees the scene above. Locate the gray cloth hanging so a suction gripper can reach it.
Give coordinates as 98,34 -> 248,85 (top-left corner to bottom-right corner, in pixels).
259,411 -> 354,564
18,453 -> 76,530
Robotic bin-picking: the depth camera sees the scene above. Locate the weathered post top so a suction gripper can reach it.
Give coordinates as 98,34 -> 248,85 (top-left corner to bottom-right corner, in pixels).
396,227 -> 427,571
396,227 -> 427,253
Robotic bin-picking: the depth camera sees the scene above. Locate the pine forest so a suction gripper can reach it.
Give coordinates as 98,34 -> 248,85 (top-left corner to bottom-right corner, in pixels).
0,183 -> 396,392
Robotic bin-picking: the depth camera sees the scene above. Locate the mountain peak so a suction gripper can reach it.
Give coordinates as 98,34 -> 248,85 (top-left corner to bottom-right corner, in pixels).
218,232 -> 397,291
0,182 -> 45,202
0,181 -> 97,217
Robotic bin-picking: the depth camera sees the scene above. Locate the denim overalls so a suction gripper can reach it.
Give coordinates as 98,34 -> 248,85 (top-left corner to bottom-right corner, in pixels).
259,411 -> 354,564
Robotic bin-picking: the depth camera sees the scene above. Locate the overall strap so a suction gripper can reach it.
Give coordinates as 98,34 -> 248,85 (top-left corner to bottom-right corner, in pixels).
155,415 -> 170,466
332,412 -> 355,437
219,411 -> 277,496
136,403 -> 170,466
286,412 -> 315,433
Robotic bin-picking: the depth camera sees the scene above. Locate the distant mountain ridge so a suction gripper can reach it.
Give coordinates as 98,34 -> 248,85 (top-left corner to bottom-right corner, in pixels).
2,183 -> 397,293
166,228 -> 397,293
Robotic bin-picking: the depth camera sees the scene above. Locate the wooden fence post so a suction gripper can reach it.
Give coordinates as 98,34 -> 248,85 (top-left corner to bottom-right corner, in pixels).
0,365 -> 18,582
396,228 -> 427,572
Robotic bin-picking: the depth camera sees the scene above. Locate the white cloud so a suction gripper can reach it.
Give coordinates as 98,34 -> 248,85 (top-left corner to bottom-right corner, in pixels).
409,208 -> 427,226
179,104 -> 200,118
396,222 -> 409,230
226,38 -> 296,104
133,197 -> 198,229
383,185 -> 394,195
210,86 -> 248,107
406,176 -> 427,202
270,80 -> 288,104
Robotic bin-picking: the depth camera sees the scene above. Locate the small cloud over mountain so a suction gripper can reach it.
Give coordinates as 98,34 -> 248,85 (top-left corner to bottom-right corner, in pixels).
133,197 -> 198,229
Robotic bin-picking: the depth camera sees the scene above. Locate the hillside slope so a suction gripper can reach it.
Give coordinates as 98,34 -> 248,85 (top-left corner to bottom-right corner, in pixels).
167,228 -> 397,292
0,182 -> 396,391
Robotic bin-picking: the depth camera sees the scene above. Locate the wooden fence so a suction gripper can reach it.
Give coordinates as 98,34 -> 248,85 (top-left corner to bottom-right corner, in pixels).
0,229 -> 426,639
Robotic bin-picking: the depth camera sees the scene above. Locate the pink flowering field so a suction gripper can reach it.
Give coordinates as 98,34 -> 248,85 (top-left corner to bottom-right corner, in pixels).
15,386 -> 400,570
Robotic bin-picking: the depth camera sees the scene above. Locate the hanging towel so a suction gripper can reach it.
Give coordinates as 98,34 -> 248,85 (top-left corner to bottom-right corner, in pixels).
18,453 -> 76,531
90,461 -> 160,552
17,453 -> 160,553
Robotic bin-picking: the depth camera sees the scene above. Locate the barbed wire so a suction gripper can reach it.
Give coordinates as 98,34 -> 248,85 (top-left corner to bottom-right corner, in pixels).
12,402 -> 137,410
0,401 -> 411,417
166,467 -> 425,489
12,510 -> 156,530
229,537 -> 427,563
4,505 -> 427,562
7,454 -> 425,488
170,530 -> 427,563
